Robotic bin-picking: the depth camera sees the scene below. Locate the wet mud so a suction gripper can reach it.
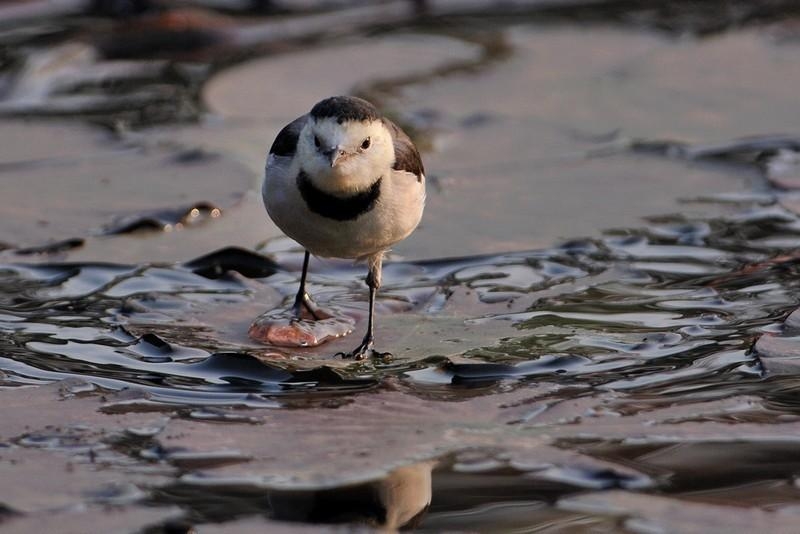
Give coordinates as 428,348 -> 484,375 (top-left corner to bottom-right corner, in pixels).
4,1 -> 800,532
4,199 -> 800,530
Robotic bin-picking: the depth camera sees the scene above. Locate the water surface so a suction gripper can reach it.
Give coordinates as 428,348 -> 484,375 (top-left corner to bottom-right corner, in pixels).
3,2 -> 800,532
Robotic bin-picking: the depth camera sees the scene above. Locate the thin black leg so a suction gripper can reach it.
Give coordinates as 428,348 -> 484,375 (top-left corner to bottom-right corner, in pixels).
360,277 -> 378,352
292,250 -> 311,314
292,251 -> 323,320
340,264 -> 390,360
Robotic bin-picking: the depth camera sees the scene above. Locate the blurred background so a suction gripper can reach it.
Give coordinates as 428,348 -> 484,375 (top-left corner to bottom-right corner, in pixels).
6,3 -> 800,533
2,0 -> 800,263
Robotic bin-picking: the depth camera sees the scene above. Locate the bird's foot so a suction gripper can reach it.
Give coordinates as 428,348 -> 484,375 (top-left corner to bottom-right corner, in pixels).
292,292 -> 329,321
337,339 -> 392,361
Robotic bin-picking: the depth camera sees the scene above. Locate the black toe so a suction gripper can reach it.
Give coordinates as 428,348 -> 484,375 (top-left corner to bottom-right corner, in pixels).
337,340 -> 391,361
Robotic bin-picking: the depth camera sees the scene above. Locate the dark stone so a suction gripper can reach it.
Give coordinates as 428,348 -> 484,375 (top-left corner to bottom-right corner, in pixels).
184,246 -> 279,279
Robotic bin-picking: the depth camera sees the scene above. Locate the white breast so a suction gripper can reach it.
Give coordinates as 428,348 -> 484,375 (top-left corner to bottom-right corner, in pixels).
263,159 -> 425,260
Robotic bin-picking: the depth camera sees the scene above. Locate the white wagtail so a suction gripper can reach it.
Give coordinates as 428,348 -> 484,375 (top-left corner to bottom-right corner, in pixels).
262,96 -> 426,359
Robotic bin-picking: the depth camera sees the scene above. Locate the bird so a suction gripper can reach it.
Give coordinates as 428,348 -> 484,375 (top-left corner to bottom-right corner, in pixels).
261,96 -> 426,360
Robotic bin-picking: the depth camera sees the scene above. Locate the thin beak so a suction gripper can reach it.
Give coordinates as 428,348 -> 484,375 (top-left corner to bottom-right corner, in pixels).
324,146 -> 346,167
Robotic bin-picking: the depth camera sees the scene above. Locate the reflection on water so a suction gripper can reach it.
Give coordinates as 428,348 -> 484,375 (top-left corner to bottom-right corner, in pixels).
159,461 -> 435,529
2,202 -> 800,528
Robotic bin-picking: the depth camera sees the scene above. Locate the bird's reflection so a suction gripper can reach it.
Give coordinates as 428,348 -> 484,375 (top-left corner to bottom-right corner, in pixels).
268,460 -> 435,530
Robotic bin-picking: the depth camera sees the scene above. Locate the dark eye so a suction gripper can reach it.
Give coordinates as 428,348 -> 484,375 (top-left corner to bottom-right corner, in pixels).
314,135 -> 321,148
361,137 -> 371,150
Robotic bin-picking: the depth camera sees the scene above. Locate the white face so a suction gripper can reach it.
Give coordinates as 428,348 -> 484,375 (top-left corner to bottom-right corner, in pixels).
297,117 -> 394,195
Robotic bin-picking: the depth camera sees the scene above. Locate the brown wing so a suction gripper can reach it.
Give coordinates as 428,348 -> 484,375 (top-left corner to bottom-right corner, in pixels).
382,118 -> 424,181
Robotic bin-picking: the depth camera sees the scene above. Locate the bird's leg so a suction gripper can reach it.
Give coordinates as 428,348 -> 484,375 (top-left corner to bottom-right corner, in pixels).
348,277 -> 378,359
340,255 -> 391,360
291,250 -> 324,320
250,250 -> 354,346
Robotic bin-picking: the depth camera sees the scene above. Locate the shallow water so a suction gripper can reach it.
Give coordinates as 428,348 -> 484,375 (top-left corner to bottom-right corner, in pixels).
0,209 -> 786,398
4,2 -> 800,532
3,199 -> 800,530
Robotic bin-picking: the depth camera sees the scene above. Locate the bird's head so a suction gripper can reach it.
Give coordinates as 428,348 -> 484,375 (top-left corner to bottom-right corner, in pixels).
297,96 -> 394,195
